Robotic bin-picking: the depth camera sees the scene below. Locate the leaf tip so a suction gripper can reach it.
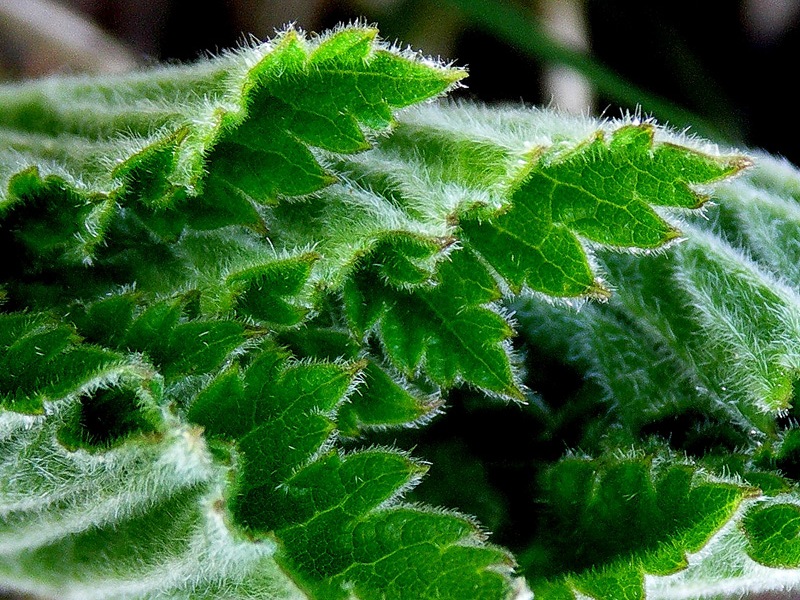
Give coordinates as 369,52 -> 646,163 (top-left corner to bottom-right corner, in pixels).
728,154 -> 754,176
587,280 -> 612,301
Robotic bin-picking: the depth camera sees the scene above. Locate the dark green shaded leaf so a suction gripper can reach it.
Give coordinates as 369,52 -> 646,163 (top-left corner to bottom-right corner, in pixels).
523,451 -> 750,600
185,344 -> 514,599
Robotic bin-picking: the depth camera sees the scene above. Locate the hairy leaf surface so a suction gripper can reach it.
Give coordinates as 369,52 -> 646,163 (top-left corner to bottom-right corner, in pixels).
0,26 -> 461,265
516,447 -> 800,600
353,105 -> 744,297
0,24 -> 754,600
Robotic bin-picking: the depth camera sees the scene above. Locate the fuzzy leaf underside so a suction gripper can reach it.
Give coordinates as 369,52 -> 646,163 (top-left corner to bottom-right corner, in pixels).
514,153 -> 800,597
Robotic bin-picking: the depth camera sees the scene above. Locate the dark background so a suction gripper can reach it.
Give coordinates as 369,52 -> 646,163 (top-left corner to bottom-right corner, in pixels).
2,0 -> 798,160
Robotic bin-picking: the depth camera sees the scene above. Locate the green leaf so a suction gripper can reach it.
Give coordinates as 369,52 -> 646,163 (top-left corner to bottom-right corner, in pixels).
0,311 -> 160,421
187,344 -> 515,599
0,26 -> 753,599
4,106 -> 737,335
0,350 -> 301,599
278,325 -> 442,435
743,502 -> 800,567
338,359 -> 442,434
160,319 -> 245,378
521,449 -> 755,600
458,123 -> 743,297
506,151 -> 800,598
336,105 -> 744,298
203,28 -> 463,204
226,252 -> 319,325
344,248 -> 522,399
0,304 -> 515,599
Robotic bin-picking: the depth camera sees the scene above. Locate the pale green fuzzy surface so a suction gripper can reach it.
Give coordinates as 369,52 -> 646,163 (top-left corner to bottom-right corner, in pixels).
0,396 -> 304,599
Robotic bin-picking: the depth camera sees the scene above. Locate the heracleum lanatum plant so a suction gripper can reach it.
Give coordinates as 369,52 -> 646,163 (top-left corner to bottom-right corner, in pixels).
3,23 -> 800,600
